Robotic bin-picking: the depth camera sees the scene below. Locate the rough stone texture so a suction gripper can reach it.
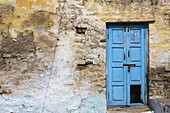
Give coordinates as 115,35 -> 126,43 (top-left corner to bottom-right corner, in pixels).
149,67 -> 170,99
0,0 -> 169,112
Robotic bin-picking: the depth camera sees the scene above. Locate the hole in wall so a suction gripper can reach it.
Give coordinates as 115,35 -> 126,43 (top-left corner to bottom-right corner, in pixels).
75,27 -> 87,34
130,85 -> 142,103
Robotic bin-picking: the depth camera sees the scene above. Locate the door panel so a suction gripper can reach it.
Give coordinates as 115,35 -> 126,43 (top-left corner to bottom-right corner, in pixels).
130,47 -> 141,61
130,67 -> 141,81
107,23 -> 147,107
112,48 -> 124,62
112,29 -> 124,44
112,86 -> 124,100
112,68 -> 123,82
130,29 -> 141,43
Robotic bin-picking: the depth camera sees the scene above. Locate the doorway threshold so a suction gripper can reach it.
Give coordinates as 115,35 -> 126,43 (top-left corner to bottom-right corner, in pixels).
107,105 -> 153,113
129,103 -> 145,107
107,103 -> 144,108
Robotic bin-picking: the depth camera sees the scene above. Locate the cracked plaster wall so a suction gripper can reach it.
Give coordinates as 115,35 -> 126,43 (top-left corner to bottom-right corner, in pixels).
0,0 -> 169,112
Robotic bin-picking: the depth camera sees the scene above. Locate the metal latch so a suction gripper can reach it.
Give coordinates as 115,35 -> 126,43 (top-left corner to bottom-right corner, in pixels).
123,64 -> 136,66
123,64 -> 136,72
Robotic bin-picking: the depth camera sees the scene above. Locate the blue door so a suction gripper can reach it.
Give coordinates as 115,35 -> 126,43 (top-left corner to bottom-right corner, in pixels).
106,23 -> 147,107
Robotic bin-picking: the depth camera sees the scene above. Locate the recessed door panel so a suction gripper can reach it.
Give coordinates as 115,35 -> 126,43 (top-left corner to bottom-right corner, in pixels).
112,86 -> 124,101
112,29 -> 124,44
112,68 -> 124,82
112,48 -> 124,62
130,47 -> 141,62
130,29 -> 141,43
130,67 -> 141,81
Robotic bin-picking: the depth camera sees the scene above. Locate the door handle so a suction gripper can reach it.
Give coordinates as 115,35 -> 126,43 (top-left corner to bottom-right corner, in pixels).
124,53 -> 125,60
128,50 -> 130,57
128,24 -> 129,32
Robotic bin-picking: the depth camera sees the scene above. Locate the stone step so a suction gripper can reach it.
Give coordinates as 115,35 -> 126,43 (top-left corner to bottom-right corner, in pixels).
149,98 -> 170,113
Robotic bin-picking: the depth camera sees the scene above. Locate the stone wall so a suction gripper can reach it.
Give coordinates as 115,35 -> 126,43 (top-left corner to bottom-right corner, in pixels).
0,0 -> 169,112
149,67 -> 170,99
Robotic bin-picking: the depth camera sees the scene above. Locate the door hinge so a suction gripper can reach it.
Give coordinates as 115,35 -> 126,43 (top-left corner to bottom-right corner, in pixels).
108,33 -> 109,39
124,53 -> 125,60
124,26 -> 126,32
128,24 -> 129,32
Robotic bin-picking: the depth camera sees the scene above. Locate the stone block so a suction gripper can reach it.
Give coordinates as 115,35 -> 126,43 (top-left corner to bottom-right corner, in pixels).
2,53 -> 12,58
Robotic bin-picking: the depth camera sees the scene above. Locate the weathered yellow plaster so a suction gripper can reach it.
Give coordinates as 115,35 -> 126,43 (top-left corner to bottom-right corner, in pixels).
0,0 -> 169,68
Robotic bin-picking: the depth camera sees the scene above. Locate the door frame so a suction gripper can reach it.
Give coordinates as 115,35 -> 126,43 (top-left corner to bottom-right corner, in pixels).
106,22 -> 149,108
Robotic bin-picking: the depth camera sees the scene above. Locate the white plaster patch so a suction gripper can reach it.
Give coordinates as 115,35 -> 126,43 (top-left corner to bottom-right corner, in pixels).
97,6 -> 103,13
0,94 -> 106,113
